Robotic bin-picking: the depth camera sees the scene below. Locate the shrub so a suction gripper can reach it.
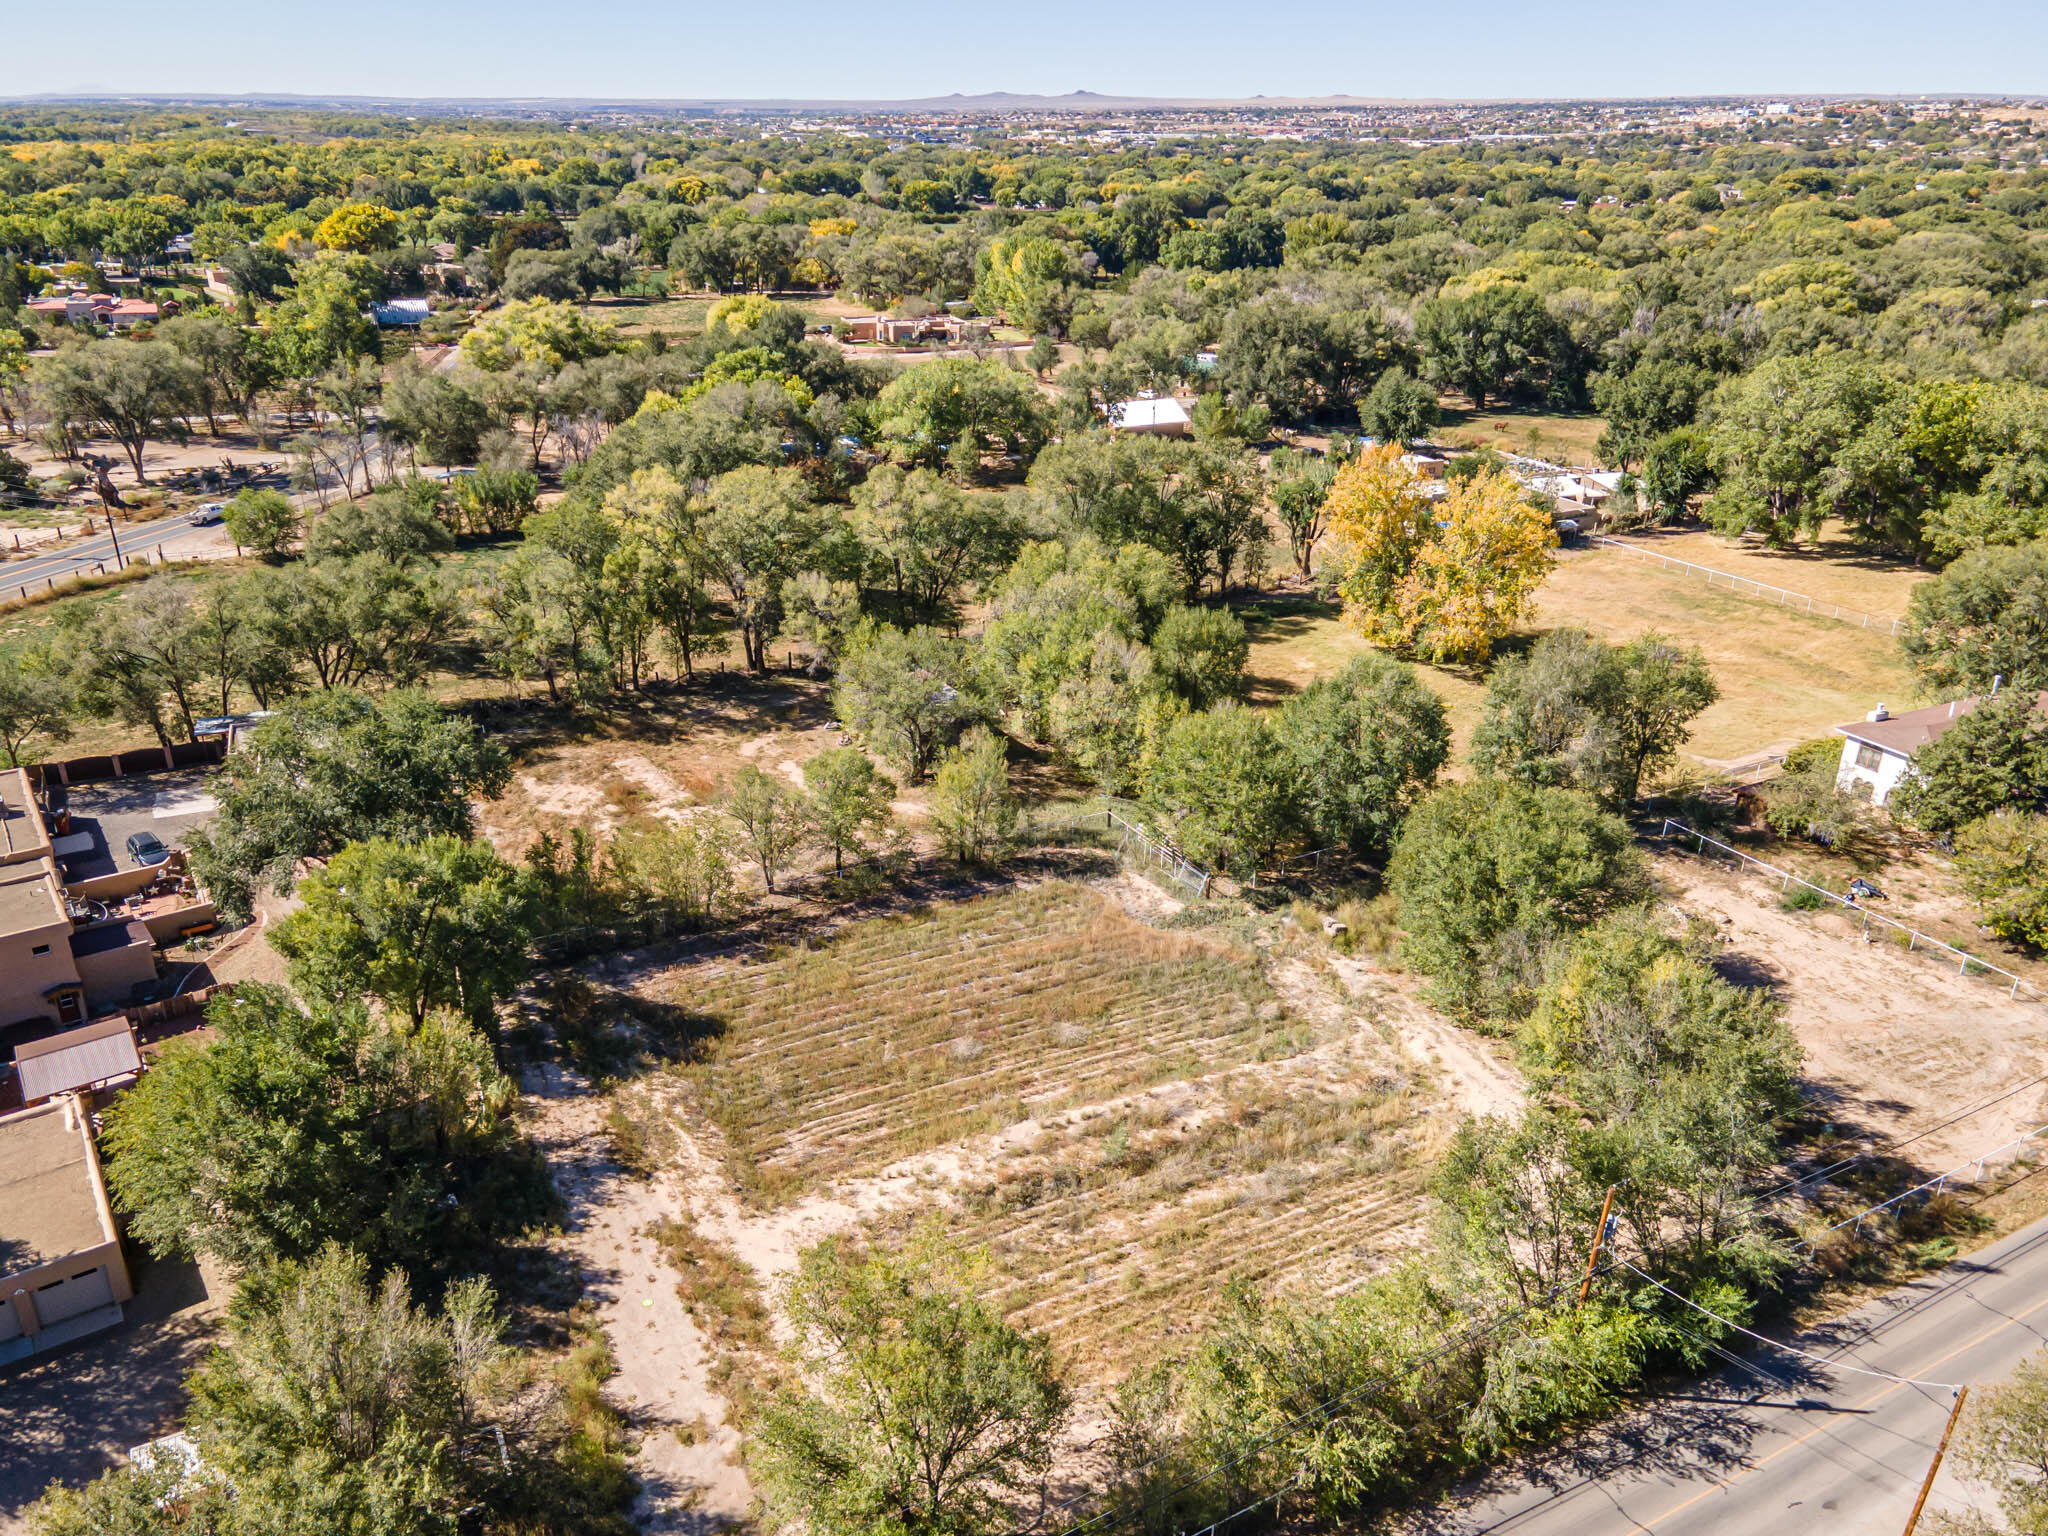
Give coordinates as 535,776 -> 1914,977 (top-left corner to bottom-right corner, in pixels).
1388,781 -> 1649,1021
1955,810 -> 2048,949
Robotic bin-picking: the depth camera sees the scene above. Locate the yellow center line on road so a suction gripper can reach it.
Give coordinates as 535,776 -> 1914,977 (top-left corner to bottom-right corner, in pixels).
1610,1289 -> 2048,1535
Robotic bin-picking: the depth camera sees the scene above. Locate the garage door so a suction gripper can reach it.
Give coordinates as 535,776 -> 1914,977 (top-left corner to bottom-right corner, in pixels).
0,1301 -> 20,1343
35,1266 -> 113,1326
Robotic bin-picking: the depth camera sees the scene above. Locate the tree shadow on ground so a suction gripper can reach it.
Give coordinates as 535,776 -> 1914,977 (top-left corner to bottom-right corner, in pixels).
458,672 -> 836,767
0,1251 -> 221,1519
1610,520 -> 1922,578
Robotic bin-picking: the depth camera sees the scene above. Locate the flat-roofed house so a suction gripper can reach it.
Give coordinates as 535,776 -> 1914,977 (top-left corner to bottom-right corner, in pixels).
1107,396 -> 1192,436
0,1094 -> 134,1362
0,773 -> 90,1028
0,767 -> 183,1026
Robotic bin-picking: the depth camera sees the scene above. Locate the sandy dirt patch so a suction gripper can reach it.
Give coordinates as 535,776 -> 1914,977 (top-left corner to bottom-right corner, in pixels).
517,773 -> 609,821
1660,854 -> 2048,1167
1322,952 -> 1526,1120
523,1070 -> 754,1532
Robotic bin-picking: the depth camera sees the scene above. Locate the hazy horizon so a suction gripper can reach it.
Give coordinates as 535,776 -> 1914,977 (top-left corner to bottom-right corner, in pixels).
14,0 -> 2048,107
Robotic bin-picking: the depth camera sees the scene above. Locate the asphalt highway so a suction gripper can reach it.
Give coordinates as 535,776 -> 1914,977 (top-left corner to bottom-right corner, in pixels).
0,517 -> 224,597
1417,1212 -> 2048,1535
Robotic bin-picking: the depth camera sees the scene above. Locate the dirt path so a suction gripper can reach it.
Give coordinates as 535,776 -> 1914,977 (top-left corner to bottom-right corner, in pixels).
1320,953 -> 1525,1119
522,1066 -> 754,1532
1660,854 -> 2048,1167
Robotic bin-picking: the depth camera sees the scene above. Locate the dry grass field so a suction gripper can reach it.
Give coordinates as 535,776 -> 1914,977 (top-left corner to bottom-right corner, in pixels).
1603,521 -> 1930,621
611,879 -> 1451,1380
664,884 -> 1325,1204
1244,536 -> 1919,766
1433,403 -> 1609,465
870,1043 -> 1435,1371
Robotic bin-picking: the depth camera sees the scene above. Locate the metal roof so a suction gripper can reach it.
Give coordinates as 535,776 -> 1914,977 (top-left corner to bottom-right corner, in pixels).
14,1018 -> 142,1105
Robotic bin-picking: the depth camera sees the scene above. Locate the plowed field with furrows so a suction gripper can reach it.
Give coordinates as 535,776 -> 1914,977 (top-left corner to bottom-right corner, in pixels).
664,884 -> 1316,1202
870,1070 -> 1439,1375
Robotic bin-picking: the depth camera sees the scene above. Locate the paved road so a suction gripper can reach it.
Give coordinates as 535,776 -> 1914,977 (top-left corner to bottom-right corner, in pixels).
0,517 -> 224,597
1417,1213 -> 2048,1536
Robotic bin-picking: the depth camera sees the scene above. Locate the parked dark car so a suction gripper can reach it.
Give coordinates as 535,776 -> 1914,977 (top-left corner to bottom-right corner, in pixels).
125,830 -> 171,866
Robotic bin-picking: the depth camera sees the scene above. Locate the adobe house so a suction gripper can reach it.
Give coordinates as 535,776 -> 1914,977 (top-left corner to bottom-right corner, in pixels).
0,1093 -> 134,1362
0,767 -> 214,1027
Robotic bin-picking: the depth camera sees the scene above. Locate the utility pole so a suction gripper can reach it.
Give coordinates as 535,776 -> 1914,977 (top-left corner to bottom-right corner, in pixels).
102,508 -> 125,571
1900,1386 -> 1969,1536
1577,1184 -> 1618,1310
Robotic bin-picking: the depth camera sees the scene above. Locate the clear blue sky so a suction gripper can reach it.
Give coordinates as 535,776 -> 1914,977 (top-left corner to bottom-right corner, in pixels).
18,0 -> 2048,102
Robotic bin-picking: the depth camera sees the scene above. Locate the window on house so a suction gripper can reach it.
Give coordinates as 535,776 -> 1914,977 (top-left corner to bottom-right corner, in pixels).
1856,743 -> 1884,771
30,943 -> 48,956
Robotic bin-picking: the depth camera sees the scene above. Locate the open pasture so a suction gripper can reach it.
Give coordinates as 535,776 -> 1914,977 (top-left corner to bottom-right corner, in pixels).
1244,535 -> 1918,766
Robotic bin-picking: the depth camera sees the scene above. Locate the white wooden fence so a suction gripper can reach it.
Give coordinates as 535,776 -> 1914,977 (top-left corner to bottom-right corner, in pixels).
1599,538 -> 1906,634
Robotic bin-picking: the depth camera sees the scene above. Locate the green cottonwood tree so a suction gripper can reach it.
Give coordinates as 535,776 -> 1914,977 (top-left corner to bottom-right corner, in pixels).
1144,704 -> 1295,881
272,835 -> 534,1033
1901,539 -> 2048,696
1888,689 -> 2048,839
99,984 -> 538,1279
1470,630 -> 1718,805
834,623 -> 983,782
721,765 -> 810,892
221,487 -> 301,562
803,748 -> 897,873
928,727 -> 1019,866
754,1232 -> 1069,1536
182,691 -> 510,920
1389,780 -> 1648,1020
1275,651 -> 1449,858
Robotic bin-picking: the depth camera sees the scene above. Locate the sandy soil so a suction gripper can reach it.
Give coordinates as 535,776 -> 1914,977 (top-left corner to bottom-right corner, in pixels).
1660,854 -> 2048,1168
477,686 -> 854,866
523,1066 -> 755,1532
528,867 -> 1504,1528
1323,953 -> 1526,1120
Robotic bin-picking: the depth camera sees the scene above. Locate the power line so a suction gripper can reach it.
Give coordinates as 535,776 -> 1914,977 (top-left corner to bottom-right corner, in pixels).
1030,1118 -> 2043,1536
1748,1070 -> 2048,1209
1026,1258 -> 1623,1536
1616,1259 -> 1962,1393
1787,1118 -> 2048,1255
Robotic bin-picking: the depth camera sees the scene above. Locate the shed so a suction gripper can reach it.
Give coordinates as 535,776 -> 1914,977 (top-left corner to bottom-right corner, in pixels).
13,1016 -> 142,1106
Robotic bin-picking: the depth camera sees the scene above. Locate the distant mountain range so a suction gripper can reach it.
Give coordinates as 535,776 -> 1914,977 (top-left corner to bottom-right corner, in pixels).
5,88 -> 1998,115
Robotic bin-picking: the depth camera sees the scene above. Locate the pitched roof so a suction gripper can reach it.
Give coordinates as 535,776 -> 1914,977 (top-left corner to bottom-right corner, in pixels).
1834,690 -> 2048,756
14,1017 -> 141,1106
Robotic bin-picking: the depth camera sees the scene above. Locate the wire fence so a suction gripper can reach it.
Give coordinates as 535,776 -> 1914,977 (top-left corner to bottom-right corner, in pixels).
1597,537 -> 1906,634
1789,1117 -> 2048,1253
1659,817 -> 2038,1001
1052,805 -> 1212,899
1277,844 -> 1347,877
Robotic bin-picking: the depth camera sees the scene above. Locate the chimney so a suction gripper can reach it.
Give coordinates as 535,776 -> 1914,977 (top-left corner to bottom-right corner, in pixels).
1867,703 -> 1889,722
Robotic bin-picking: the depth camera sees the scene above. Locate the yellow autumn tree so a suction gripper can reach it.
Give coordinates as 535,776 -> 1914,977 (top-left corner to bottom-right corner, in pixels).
1324,443 -> 1436,648
312,201 -> 401,253
1398,469 -> 1556,664
1325,448 -> 1555,664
